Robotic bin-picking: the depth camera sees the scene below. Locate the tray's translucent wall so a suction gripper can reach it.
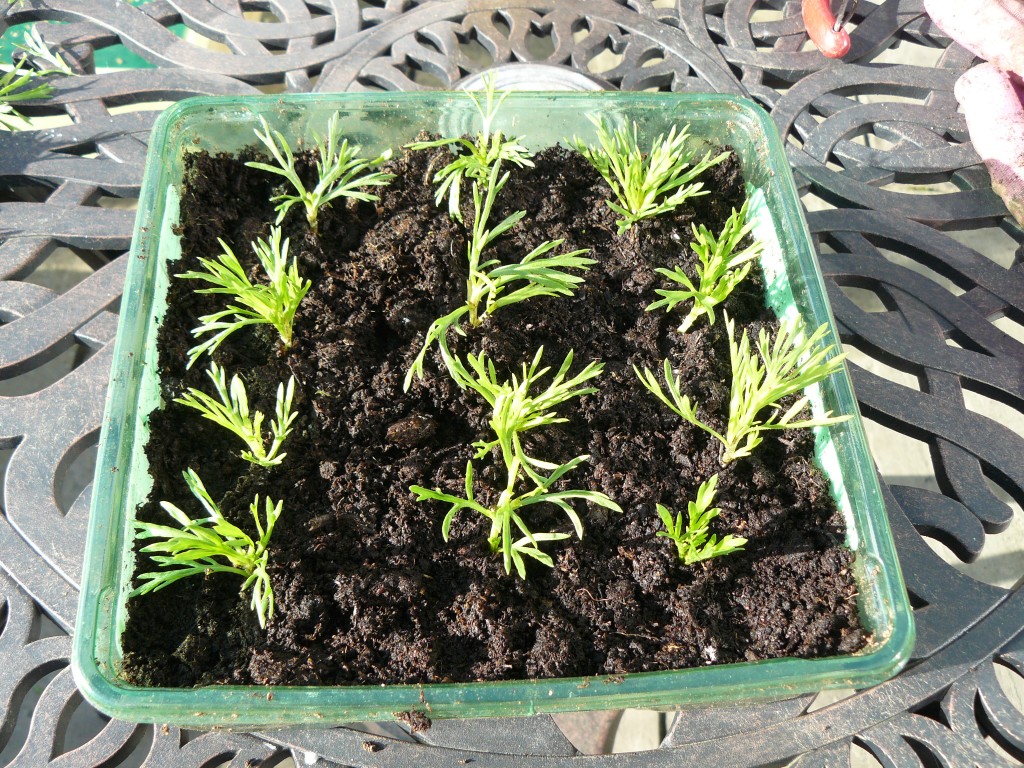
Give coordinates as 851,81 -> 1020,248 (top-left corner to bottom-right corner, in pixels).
73,93 -> 914,728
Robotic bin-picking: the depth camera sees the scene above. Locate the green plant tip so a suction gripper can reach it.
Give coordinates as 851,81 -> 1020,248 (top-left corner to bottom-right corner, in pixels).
175,361 -> 298,467
406,73 -> 534,222
636,314 -> 852,464
247,111 -> 393,234
656,474 -> 747,565
411,347 -> 620,579
130,468 -> 283,629
10,24 -> 75,77
178,225 -> 311,366
0,57 -> 55,131
405,162 -> 593,389
647,199 -> 765,332
569,116 -> 729,234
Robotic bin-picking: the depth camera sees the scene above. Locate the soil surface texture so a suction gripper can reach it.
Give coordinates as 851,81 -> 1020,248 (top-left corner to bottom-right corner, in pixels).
121,140 -> 866,688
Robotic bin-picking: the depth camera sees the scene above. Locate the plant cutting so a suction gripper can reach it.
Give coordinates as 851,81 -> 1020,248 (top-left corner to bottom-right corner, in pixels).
174,362 -> 297,467
569,115 -> 729,233
0,20 -> 74,133
177,225 -> 311,365
131,468 -> 283,629
246,112 -> 394,235
656,474 -> 747,565
407,75 -> 533,221
636,314 -> 851,464
0,56 -> 52,131
412,347 -> 621,578
647,199 -> 764,332
405,161 -> 594,387
9,23 -> 75,76
74,92 -> 913,726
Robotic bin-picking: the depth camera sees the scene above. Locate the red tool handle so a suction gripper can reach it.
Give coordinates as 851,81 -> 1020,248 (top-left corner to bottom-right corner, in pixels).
802,0 -> 852,58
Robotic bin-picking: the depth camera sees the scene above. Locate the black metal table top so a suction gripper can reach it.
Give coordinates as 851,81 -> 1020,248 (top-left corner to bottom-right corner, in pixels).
1,1 -> 1023,765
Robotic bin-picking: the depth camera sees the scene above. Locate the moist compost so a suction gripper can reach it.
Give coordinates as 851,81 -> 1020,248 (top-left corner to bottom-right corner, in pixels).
120,140 -> 866,688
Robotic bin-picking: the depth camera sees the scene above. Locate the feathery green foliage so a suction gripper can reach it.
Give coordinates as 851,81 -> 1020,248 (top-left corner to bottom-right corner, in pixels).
461,167 -> 593,328
636,314 -> 851,463
131,469 -> 283,628
411,348 -> 621,578
656,474 -> 747,564
175,362 -> 297,467
178,226 -> 311,366
569,116 -> 729,234
647,200 -> 764,332
449,347 -> 604,472
247,112 -> 393,234
0,58 -> 53,131
407,74 -> 533,221
404,163 -> 593,389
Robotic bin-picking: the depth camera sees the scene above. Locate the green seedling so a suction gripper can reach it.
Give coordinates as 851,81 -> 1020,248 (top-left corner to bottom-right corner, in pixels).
569,116 -> 729,234
131,468 -> 283,629
449,347 -> 604,472
648,200 -> 764,332
411,348 -> 621,578
404,163 -> 593,389
0,57 -> 53,131
461,167 -> 593,328
656,474 -> 747,564
247,112 -> 393,235
178,226 -> 311,366
175,362 -> 297,467
407,74 -> 533,221
636,314 -> 851,464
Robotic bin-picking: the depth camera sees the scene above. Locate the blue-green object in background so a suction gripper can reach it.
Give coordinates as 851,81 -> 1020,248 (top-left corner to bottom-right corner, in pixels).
1,0 -> 185,70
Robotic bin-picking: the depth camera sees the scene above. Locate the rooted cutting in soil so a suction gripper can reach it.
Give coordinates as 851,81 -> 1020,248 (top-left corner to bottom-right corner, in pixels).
121,140 -> 866,688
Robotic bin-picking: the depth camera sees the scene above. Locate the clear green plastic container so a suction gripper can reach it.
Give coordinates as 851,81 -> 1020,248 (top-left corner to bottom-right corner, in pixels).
72,92 -> 915,728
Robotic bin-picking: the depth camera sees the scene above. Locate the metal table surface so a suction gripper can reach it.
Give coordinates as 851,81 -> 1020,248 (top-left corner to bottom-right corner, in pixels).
1,1 -> 1023,765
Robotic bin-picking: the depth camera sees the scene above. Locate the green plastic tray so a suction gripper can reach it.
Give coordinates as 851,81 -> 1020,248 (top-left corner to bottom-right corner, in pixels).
73,92 -> 915,728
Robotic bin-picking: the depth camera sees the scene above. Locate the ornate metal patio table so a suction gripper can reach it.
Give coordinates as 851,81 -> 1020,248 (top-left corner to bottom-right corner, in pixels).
1,1 -> 1022,765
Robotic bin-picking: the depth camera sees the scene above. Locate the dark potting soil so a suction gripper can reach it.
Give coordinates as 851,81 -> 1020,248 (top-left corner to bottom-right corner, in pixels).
120,141 -> 866,688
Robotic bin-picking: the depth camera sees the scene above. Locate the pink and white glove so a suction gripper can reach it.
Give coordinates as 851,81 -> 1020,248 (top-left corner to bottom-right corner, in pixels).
925,0 -> 1024,225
